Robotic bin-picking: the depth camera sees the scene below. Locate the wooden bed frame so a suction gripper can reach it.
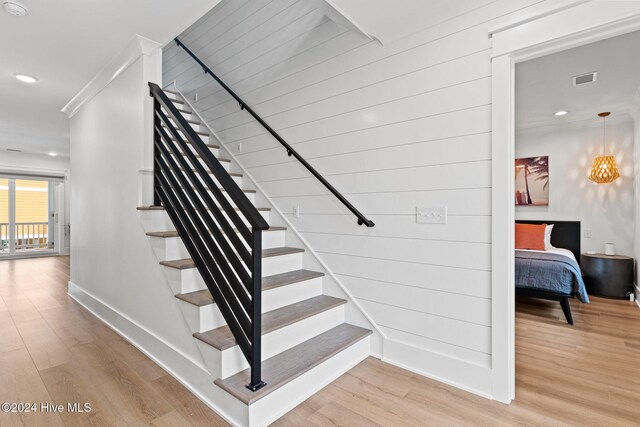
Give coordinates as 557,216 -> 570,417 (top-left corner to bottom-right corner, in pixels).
515,220 -> 581,325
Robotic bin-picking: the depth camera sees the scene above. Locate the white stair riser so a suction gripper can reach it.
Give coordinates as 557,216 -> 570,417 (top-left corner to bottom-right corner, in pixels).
139,209 -> 271,233
167,128 -> 212,145
173,171 -> 241,187
215,305 -> 345,379
178,298 -> 226,333
248,337 -> 370,427
185,144 -> 220,158
168,118 -> 208,134
191,172 -> 243,188
187,189 -> 255,205
149,235 -> 190,260
261,277 -> 322,312
164,267 -> 207,294
171,155 -> 229,171
154,230 -> 284,261
180,111 -> 195,121
262,252 -> 302,277
220,209 -> 270,226
178,271 -> 316,333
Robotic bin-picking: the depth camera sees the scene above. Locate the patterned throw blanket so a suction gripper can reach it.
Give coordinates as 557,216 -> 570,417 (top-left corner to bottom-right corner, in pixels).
515,250 -> 590,303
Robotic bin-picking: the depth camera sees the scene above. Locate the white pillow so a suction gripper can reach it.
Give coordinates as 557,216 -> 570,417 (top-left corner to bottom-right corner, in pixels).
544,224 -> 555,250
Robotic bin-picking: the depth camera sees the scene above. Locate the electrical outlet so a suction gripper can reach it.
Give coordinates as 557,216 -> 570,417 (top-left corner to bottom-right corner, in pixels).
238,142 -> 242,153
584,229 -> 592,238
293,205 -> 300,218
194,93 -> 198,102
416,206 -> 447,224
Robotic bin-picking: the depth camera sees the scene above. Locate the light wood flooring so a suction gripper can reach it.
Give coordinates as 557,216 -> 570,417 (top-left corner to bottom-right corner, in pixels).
1,256 -> 640,426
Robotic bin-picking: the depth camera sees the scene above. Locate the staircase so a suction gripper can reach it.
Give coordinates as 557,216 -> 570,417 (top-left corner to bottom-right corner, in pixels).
137,87 -> 371,426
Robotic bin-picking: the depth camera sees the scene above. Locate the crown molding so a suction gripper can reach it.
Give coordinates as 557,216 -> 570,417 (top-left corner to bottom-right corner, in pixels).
61,35 -> 162,118
488,0 -> 588,37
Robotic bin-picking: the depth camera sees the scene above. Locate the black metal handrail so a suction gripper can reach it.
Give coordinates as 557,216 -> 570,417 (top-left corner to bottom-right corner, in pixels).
174,37 -> 375,227
149,82 -> 268,392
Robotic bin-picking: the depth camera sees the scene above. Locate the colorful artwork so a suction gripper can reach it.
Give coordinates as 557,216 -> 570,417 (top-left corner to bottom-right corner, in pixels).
515,156 -> 549,206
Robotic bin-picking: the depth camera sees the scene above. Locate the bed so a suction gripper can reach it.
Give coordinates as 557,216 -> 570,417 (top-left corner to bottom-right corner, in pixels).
515,220 -> 589,325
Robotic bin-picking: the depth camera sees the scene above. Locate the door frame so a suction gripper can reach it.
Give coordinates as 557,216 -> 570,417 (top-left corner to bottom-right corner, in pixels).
0,176 -> 60,258
490,1 -> 640,403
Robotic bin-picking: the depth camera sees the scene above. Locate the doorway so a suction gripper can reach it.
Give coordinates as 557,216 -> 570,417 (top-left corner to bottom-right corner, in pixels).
489,2 -> 640,403
0,177 -> 61,257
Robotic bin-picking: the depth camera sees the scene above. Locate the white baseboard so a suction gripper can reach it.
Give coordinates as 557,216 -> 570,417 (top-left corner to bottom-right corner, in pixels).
67,281 -> 246,426
382,338 -> 492,400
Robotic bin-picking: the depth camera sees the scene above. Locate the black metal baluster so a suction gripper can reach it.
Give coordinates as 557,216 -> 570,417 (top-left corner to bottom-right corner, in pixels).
247,227 -> 266,391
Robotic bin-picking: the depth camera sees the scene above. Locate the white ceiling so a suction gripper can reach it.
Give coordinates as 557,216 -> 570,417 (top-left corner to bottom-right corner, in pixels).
321,0 -> 496,45
0,0 -> 221,158
516,30 -> 640,131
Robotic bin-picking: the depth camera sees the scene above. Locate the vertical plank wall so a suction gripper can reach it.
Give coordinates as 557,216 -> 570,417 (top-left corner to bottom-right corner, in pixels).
162,0 -> 546,395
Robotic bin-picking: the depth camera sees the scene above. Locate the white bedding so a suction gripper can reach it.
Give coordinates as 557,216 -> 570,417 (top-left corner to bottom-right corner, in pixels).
516,247 -> 576,262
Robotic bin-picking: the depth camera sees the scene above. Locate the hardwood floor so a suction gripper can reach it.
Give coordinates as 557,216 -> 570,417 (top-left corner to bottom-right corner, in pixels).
1,256 -> 640,426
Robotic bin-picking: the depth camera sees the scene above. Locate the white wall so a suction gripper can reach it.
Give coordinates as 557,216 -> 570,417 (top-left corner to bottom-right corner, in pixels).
516,117 -> 635,256
163,0 -> 549,397
0,151 -> 69,174
69,46 -> 206,374
632,104 -> 640,302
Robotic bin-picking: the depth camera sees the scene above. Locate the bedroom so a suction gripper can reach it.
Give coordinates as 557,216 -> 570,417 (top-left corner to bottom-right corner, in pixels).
513,29 -> 640,405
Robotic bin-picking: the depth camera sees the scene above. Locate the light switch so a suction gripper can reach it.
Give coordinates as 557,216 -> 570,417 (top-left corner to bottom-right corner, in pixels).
417,206 -> 447,224
293,205 -> 300,218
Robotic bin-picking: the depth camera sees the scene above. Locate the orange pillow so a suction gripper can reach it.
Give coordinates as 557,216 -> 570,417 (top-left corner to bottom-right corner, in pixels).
515,223 -> 546,250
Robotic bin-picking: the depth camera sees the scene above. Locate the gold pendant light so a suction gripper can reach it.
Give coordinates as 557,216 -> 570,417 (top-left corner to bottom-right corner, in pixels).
588,112 -> 620,184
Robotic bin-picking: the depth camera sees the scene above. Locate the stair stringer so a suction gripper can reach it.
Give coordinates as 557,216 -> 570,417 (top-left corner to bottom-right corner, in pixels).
173,85 -> 385,357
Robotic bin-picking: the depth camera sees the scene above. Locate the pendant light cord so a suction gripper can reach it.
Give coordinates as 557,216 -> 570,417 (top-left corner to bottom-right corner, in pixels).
602,115 -> 606,154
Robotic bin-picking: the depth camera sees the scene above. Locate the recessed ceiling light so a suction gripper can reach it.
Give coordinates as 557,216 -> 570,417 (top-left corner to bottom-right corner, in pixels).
48,152 -> 57,157
14,73 -> 38,83
3,0 -> 29,16
553,110 -> 568,116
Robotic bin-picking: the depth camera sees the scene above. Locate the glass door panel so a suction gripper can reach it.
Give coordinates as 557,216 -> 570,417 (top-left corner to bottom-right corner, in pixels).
15,179 -> 50,253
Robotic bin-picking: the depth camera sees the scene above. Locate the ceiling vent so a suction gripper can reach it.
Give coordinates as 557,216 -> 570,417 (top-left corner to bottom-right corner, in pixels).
2,0 -> 29,16
6,148 -> 22,152
573,72 -> 597,86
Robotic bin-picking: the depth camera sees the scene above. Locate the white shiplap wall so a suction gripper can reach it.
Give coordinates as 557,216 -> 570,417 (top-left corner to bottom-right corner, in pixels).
163,0 -> 547,395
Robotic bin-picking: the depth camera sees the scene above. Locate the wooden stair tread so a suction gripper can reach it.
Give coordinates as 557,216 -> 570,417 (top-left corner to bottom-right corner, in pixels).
175,269 -> 324,307
137,206 -> 270,212
136,205 -> 166,211
262,269 -> 324,291
175,289 -> 213,307
161,247 -> 304,270
146,231 -> 180,238
146,226 -> 286,239
194,295 -> 346,351
214,324 -> 372,405
262,247 -> 304,257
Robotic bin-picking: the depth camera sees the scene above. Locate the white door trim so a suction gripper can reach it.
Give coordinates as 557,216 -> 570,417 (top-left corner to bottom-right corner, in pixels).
490,1 -> 640,403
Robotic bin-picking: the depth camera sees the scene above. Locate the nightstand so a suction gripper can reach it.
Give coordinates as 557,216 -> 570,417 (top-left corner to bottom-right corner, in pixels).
580,253 -> 634,299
